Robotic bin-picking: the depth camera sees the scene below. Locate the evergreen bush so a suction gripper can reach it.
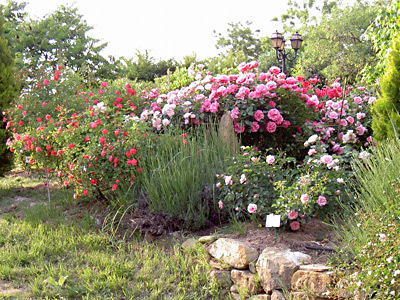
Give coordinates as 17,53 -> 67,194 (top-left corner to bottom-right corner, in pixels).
0,11 -> 18,176
372,35 -> 400,141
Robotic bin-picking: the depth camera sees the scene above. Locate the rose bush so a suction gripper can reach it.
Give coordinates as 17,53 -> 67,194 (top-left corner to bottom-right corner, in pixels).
140,63 -> 320,158
5,66 -> 147,201
213,68 -> 376,230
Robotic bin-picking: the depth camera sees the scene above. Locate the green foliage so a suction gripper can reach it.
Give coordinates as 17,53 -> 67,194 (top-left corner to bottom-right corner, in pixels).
372,35 -> 400,141
3,1 -> 117,79
334,138 -> 400,299
214,21 -> 265,60
362,0 -> 400,85
279,0 -> 388,83
138,124 -> 230,229
0,8 -> 18,176
121,50 -> 177,82
294,2 -> 380,82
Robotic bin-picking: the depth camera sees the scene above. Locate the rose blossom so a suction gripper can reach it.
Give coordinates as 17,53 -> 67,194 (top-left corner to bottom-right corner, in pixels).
224,175 -> 233,185
266,122 -> 277,133
316,196 -> 327,206
288,210 -> 298,220
300,194 -> 309,203
290,221 -> 300,231
251,122 -> 260,132
240,174 -> 247,184
247,203 -> 257,214
216,182 -> 222,188
218,201 -> 223,209
320,155 -> 333,164
253,110 -> 264,122
266,155 -> 275,164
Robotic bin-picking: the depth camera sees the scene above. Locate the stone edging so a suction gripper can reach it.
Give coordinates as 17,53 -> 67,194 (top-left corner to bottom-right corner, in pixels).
182,236 -> 361,300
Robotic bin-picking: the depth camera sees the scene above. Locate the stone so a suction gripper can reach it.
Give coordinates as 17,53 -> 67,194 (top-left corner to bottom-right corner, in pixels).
289,291 -> 327,300
231,269 -> 263,297
250,295 -> 272,300
209,258 -> 234,271
299,264 -> 331,272
271,289 -> 286,300
249,261 -> 257,274
198,235 -> 219,244
218,110 -> 239,155
209,269 -> 232,288
207,238 -> 259,269
291,270 -> 333,297
256,247 -> 312,293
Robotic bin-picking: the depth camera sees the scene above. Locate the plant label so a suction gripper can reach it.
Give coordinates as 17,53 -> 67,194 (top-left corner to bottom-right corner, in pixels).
266,214 -> 281,228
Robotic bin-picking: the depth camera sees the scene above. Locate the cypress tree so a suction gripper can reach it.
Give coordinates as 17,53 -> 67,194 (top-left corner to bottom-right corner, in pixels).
372,34 -> 400,142
0,9 -> 18,176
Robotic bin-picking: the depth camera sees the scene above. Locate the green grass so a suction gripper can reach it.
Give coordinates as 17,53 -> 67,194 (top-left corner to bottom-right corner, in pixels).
0,171 -> 226,299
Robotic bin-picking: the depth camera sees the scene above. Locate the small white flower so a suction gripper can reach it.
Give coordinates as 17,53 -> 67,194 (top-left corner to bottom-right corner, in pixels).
387,256 -> 393,263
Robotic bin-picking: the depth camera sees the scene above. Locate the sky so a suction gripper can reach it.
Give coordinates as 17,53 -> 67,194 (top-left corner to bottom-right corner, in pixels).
4,0 -> 291,61
3,0 -> 359,62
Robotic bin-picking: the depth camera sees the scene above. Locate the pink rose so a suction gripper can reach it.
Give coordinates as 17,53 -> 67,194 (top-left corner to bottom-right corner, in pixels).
218,201 -> 223,209
254,110 -> 265,122
267,108 -> 282,123
300,194 -> 309,203
290,221 -> 300,231
316,196 -> 327,206
266,155 -> 275,164
266,122 -> 277,133
288,210 -> 298,220
231,107 -> 239,119
240,174 -> 247,184
320,155 -> 333,164
234,122 -> 245,133
247,203 -> 257,214
224,176 -> 233,185
251,122 -> 260,132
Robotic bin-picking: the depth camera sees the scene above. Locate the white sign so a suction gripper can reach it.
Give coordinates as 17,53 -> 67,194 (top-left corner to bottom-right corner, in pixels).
266,214 -> 281,228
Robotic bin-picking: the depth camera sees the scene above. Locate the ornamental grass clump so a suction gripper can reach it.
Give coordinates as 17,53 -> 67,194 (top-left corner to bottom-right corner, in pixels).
138,123 -> 231,229
334,138 -> 400,299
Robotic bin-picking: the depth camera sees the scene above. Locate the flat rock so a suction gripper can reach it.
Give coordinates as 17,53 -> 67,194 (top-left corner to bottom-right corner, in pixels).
256,247 -> 312,293
291,270 -> 333,297
299,264 -> 331,272
207,238 -> 259,269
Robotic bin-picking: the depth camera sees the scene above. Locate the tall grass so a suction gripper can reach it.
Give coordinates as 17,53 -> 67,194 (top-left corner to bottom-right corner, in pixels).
138,123 -> 233,229
333,138 -> 400,298
336,138 -> 400,250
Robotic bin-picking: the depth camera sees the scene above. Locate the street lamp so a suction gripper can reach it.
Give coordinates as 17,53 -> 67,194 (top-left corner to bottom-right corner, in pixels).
270,30 -> 303,74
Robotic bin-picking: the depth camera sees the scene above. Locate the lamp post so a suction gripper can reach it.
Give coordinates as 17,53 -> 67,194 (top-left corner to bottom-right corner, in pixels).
270,31 -> 303,74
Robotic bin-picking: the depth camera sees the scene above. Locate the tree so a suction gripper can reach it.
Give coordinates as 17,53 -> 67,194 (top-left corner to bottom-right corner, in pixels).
362,0 -> 400,85
372,35 -> 400,141
3,1 -> 117,79
0,6 -> 18,176
279,0 -> 388,83
214,21 -> 267,61
121,50 -> 177,82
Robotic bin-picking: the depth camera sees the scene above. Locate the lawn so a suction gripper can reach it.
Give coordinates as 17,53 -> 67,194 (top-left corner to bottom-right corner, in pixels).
0,170 -> 222,299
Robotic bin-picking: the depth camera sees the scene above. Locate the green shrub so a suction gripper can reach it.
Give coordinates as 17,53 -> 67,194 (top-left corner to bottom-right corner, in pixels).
0,12 -> 18,176
372,35 -> 400,141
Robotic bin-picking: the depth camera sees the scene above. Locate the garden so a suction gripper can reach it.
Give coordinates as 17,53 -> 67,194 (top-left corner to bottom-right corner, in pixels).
1,0 -> 400,299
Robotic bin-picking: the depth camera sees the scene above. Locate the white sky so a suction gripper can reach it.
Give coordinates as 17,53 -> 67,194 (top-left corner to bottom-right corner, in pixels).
3,0 -> 359,62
